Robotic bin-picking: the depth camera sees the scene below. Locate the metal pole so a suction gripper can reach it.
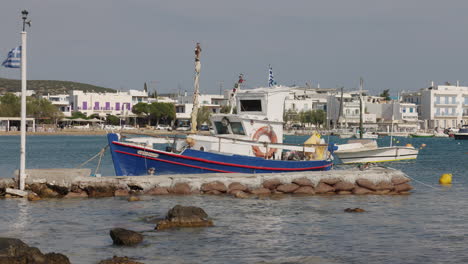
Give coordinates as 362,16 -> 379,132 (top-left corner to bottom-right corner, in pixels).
19,31 -> 27,190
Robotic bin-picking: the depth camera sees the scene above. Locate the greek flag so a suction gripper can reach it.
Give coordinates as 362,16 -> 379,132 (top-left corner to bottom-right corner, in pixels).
268,66 -> 276,87
2,46 -> 21,68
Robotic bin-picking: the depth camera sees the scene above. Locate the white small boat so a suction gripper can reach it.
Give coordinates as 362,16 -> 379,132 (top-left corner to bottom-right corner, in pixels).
334,85 -> 418,164
354,132 -> 379,139
334,139 -> 419,164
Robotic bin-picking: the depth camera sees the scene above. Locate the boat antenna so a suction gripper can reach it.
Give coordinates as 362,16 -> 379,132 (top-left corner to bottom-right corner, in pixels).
190,42 -> 202,133
359,78 -> 364,139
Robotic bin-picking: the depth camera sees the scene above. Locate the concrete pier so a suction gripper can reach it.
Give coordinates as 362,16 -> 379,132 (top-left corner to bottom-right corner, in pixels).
0,166 -> 413,198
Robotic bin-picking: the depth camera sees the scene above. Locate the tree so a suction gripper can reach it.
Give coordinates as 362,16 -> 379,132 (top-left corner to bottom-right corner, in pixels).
150,102 -> 175,125
197,106 -> 212,129
106,115 -> 120,125
132,102 -> 152,125
27,97 -> 63,124
380,89 -> 391,101
0,93 -> 20,117
71,111 -> 87,119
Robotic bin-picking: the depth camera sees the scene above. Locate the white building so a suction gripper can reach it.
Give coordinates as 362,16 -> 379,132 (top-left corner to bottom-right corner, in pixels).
283,87 -> 329,113
69,90 -> 148,118
401,81 -> 468,129
43,94 -> 72,117
175,92 -> 226,126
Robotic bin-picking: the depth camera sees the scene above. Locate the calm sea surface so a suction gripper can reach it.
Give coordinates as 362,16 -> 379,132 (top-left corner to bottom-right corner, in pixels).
0,135 -> 467,264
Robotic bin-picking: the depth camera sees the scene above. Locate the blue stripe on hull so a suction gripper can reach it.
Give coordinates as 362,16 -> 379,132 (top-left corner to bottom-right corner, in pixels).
107,133 -> 332,176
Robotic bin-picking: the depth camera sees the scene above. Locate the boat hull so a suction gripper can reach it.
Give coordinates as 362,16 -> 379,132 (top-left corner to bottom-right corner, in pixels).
107,134 -> 333,176
454,133 -> 468,140
335,146 -> 418,164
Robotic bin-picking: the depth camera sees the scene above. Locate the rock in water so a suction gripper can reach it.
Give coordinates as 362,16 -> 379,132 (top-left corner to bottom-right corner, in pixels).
344,208 -> 366,213
110,228 -> 143,246
155,205 -> 213,230
0,237 -> 70,264
99,256 -> 144,264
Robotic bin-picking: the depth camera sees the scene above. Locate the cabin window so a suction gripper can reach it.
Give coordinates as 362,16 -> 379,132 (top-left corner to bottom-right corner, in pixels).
214,121 -> 230,134
230,122 -> 245,135
240,100 -> 262,112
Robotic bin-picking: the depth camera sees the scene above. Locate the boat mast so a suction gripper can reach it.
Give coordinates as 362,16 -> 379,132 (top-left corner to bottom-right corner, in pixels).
190,43 -> 202,133
359,78 -> 364,139
390,92 -> 397,147
338,86 -> 344,129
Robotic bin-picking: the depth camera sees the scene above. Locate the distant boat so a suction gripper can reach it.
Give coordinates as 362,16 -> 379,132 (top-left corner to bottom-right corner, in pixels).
354,132 -> 378,139
334,139 -> 419,164
454,125 -> 468,140
410,132 -> 434,138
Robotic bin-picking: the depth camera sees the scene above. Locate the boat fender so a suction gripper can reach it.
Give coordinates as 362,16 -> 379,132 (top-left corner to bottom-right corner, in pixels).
252,126 -> 278,158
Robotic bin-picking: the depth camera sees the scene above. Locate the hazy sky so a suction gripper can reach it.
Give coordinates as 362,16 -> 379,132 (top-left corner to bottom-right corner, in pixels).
1,0 -> 468,95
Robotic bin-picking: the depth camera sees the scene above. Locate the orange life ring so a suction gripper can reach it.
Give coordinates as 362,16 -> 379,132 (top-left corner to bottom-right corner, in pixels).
252,126 -> 278,158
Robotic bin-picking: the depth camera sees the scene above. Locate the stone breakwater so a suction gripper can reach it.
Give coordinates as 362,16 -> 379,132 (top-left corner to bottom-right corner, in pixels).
0,166 -> 412,199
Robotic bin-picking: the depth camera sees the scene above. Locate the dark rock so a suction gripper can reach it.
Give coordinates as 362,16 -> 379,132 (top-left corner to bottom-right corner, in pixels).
86,185 -> 116,198
374,190 -> 391,195
249,187 -> 271,195
127,184 -> 144,191
337,191 -> 352,195
391,176 -> 410,185
276,183 -> 300,193
262,179 -> 282,190
46,183 -> 69,196
110,228 -> 143,246
320,178 -> 341,185
315,182 -> 335,194
293,186 -> 315,195
169,183 -> 192,195
292,177 -> 314,186
29,183 -> 61,198
356,179 -> 378,191
394,183 -> 413,192
344,208 -> 365,213
0,237 -> 70,264
227,182 -> 247,193
155,205 -> 213,230
98,256 -> 144,264
145,187 -> 169,195
201,181 -> 227,193
44,252 -> 71,264
334,181 -> 355,191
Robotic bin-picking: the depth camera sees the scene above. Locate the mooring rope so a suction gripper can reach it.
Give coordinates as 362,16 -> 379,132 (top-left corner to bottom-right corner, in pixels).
77,145 -> 109,169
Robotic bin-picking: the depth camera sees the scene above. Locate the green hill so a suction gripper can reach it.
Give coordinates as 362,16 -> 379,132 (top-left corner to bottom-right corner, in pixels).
0,78 -> 116,95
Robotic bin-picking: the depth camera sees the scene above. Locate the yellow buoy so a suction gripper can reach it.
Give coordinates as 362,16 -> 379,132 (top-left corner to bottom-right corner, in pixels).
439,173 -> 452,185
396,141 -> 400,143
421,143 -> 427,148
405,143 -> 413,147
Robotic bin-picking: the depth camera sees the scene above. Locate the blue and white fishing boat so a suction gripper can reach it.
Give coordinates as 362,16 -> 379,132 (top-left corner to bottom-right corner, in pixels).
107,86 -> 335,176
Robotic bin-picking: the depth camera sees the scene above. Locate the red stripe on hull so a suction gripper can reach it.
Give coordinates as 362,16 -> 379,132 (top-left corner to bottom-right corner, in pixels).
114,150 -> 234,173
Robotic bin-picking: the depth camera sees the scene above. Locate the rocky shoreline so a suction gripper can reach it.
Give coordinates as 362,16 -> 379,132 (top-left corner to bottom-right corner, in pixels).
0,166 -> 413,200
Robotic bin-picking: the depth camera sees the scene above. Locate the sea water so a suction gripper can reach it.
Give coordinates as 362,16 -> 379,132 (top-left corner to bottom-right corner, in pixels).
0,135 -> 467,264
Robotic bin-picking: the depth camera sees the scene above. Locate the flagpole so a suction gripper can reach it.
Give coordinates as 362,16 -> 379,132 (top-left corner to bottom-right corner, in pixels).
19,10 -> 30,191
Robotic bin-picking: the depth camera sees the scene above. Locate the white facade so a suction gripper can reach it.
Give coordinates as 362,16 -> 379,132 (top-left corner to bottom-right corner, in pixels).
402,82 -> 468,129
43,94 -> 72,117
70,90 -> 148,117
